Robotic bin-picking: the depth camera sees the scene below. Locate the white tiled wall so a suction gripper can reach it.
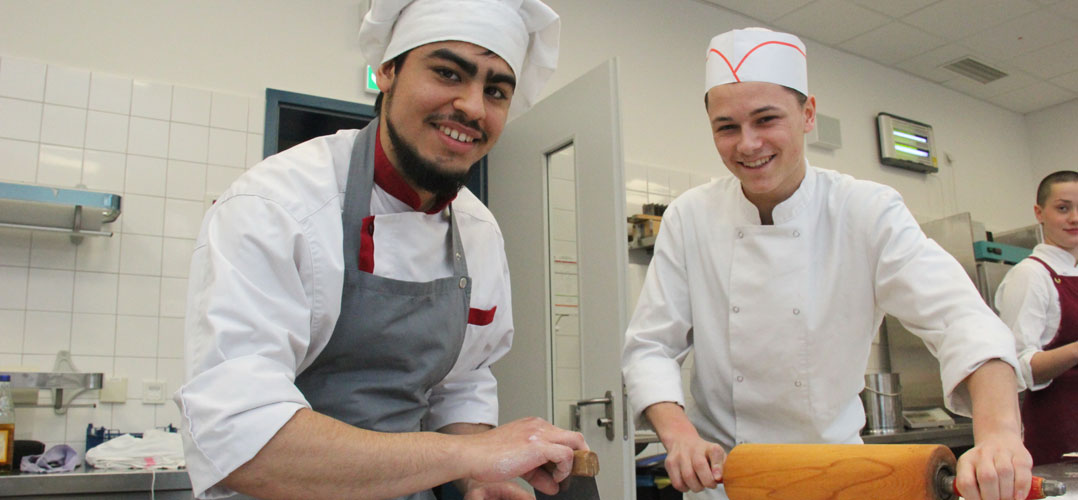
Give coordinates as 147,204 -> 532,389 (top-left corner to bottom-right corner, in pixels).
624,161 -> 715,311
0,55 -> 265,453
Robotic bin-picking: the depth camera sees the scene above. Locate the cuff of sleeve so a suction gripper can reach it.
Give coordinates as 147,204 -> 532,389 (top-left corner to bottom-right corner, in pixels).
176,355 -> 309,498
426,368 -> 499,431
1020,350 -> 1052,391
624,357 -> 685,428
940,353 -> 1021,417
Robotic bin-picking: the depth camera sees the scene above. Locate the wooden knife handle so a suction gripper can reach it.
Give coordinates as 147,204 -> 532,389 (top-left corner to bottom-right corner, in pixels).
543,450 -> 600,477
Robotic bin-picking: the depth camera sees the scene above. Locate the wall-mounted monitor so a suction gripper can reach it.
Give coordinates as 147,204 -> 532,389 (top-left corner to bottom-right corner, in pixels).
876,112 -> 937,174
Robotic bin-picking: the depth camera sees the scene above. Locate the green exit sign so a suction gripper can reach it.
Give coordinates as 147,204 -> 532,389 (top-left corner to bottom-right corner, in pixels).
365,65 -> 379,94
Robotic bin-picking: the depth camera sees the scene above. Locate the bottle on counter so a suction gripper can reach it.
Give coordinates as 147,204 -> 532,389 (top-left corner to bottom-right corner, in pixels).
0,374 -> 14,473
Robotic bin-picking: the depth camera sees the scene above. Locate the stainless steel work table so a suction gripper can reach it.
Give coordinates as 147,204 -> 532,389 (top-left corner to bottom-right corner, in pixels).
1032,459 -> 1078,499
861,422 -> 975,449
1,466 -> 194,500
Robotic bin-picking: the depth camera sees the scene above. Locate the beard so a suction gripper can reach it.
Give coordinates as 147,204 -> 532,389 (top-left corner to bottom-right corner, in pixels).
384,112 -> 480,200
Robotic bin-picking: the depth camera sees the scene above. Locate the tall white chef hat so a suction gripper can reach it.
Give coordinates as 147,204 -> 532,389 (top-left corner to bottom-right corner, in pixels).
359,0 -> 560,119
705,27 -> 807,96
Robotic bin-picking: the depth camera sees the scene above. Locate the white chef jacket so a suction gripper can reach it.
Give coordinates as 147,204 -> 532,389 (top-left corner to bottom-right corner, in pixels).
995,243 -> 1078,391
175,129 -> 514,499
622,165 -> 1019,471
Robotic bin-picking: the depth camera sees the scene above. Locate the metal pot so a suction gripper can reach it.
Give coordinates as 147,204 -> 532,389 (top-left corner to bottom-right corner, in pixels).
862,373 -> 902,435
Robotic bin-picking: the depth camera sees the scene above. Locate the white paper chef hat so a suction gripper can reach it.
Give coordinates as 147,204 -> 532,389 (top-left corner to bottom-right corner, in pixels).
359,0 -> 560,119
705,28 -> 807,96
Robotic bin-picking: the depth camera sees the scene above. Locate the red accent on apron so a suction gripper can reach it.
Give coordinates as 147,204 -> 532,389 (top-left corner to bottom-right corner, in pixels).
468,306 -> 497,326
1022,256 -> 1078,465
358,215 -> 375,273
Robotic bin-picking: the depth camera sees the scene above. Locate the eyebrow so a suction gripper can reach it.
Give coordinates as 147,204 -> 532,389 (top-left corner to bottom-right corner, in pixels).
427,48 -> 516,90
712,105 -> 781,124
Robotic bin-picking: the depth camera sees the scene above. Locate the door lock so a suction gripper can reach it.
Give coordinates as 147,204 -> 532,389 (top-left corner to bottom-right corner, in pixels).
571,390 -> 615,441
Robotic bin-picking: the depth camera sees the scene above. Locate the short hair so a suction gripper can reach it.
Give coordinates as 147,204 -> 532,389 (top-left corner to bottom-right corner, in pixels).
1037,171 -> 1078,206
704,85 -> 808,110
372,50 -> 411,115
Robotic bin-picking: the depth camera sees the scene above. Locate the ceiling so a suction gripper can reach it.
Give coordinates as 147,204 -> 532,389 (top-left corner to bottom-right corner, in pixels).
700,0 -> 1078,114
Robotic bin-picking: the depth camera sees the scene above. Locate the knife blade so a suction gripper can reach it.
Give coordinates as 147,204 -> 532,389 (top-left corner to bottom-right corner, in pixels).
535,449 -> 600,500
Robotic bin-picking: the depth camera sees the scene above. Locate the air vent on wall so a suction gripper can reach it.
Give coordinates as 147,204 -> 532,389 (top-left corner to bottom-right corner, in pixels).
942,57 -> 1008,84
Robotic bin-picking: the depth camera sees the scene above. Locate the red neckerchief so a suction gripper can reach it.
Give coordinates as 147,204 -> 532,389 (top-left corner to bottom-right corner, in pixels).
373,126 -> 457,214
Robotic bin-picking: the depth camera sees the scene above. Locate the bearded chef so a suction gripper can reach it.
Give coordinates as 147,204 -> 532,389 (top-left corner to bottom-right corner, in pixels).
622,28 -> 1033,500
995,170 -> 1078,466
174,1 -> 587,499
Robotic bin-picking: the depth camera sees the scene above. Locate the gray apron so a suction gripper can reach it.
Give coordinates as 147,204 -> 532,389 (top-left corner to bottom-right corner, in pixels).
295,124 -> 470,500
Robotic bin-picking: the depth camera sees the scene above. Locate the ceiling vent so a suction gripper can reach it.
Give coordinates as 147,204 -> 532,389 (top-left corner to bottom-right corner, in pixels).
942,57 -> 1008,84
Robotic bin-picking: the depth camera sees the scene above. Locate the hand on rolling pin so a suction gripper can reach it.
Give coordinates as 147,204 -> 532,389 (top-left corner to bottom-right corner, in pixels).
954,431 -> 1034,500
646,402 -> 726,492
462,417 -> 589,496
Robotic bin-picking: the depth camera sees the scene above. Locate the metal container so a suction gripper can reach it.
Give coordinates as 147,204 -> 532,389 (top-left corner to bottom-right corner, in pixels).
862,373 -> 902,435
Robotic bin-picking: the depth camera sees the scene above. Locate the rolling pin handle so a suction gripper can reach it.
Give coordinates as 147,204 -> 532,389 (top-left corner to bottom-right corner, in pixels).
942,474 -> 1066,500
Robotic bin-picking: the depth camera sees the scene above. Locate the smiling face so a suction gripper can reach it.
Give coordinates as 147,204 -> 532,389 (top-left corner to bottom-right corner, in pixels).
706,81 -> 815,214
1036,181 -> 1078,254
376,40 -> 516,200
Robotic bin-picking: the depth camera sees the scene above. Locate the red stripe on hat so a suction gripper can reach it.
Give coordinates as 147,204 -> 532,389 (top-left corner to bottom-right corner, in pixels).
708,48 -> 739,82
709,41 -> 806,83
358,215 -> 375,273
468,306 -> 497,326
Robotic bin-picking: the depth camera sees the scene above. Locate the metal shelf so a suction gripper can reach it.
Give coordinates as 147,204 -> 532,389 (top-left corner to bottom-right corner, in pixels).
0,181 -> 121,238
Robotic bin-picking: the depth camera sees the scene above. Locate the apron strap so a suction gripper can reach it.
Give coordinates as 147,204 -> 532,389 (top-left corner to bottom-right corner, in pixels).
341,123 -> 378,271
1027,256 -> 1061,281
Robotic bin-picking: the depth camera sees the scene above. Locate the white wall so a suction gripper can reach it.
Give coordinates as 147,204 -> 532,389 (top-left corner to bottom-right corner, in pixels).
1026,98 -> 1078,214
0,0 -> 1047,230
0,0 -> 1067,447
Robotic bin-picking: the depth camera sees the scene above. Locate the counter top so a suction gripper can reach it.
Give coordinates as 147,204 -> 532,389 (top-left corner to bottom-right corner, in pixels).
861,422 -> 974,448
1,465 -> 192,497
1033,459 -> 1078,499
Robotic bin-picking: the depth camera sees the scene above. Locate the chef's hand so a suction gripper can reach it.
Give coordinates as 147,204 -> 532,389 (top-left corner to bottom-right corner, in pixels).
459,479 -> 533,500
464,416 -> 588,496
646,402 -> 725,492
662,431 -> 726,492
954,431 -> 1033,500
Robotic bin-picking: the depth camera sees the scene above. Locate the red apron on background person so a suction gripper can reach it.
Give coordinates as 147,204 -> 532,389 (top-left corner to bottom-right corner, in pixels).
1022,257 -> 1078,465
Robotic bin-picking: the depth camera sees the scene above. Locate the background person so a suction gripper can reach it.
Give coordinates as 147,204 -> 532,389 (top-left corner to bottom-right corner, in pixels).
995,170 -> 1078,466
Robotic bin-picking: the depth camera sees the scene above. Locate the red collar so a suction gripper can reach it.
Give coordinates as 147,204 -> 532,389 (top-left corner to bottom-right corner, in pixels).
373,126 -> 456,214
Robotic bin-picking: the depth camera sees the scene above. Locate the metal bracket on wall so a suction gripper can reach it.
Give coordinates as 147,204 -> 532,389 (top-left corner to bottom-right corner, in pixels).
6,351 -> 104,413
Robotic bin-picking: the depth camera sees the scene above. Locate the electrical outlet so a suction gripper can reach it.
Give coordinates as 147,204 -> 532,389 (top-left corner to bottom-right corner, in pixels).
142,379 -> 168,405
99,377 -> 127,403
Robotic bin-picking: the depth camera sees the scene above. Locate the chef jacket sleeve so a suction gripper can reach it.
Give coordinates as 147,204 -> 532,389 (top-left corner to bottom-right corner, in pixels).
867,187 -> 1022,416
995,260 -> 1055,391
426,250 -> 514,431
622,204 -> 694,426
175,194 -> 315,499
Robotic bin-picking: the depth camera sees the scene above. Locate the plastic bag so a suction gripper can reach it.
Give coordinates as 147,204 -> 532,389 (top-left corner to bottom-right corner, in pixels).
85,429 -> 185,470
20,444 -> 81,473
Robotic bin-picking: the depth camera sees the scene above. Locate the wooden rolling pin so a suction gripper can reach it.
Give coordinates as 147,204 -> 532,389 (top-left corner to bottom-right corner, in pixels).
721,444 -> 1064,500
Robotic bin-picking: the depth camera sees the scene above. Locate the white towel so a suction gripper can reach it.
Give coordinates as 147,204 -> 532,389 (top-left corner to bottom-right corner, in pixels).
85,429 -> 185,470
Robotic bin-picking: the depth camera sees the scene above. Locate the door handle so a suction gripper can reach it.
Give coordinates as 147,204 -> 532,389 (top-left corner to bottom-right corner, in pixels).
571,390 -> 615,441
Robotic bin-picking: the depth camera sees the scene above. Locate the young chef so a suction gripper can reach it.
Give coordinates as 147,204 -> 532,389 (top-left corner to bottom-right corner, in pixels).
622,28 -> 1032,500
174,1 -> 586,499
995,170 -> 1078,465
